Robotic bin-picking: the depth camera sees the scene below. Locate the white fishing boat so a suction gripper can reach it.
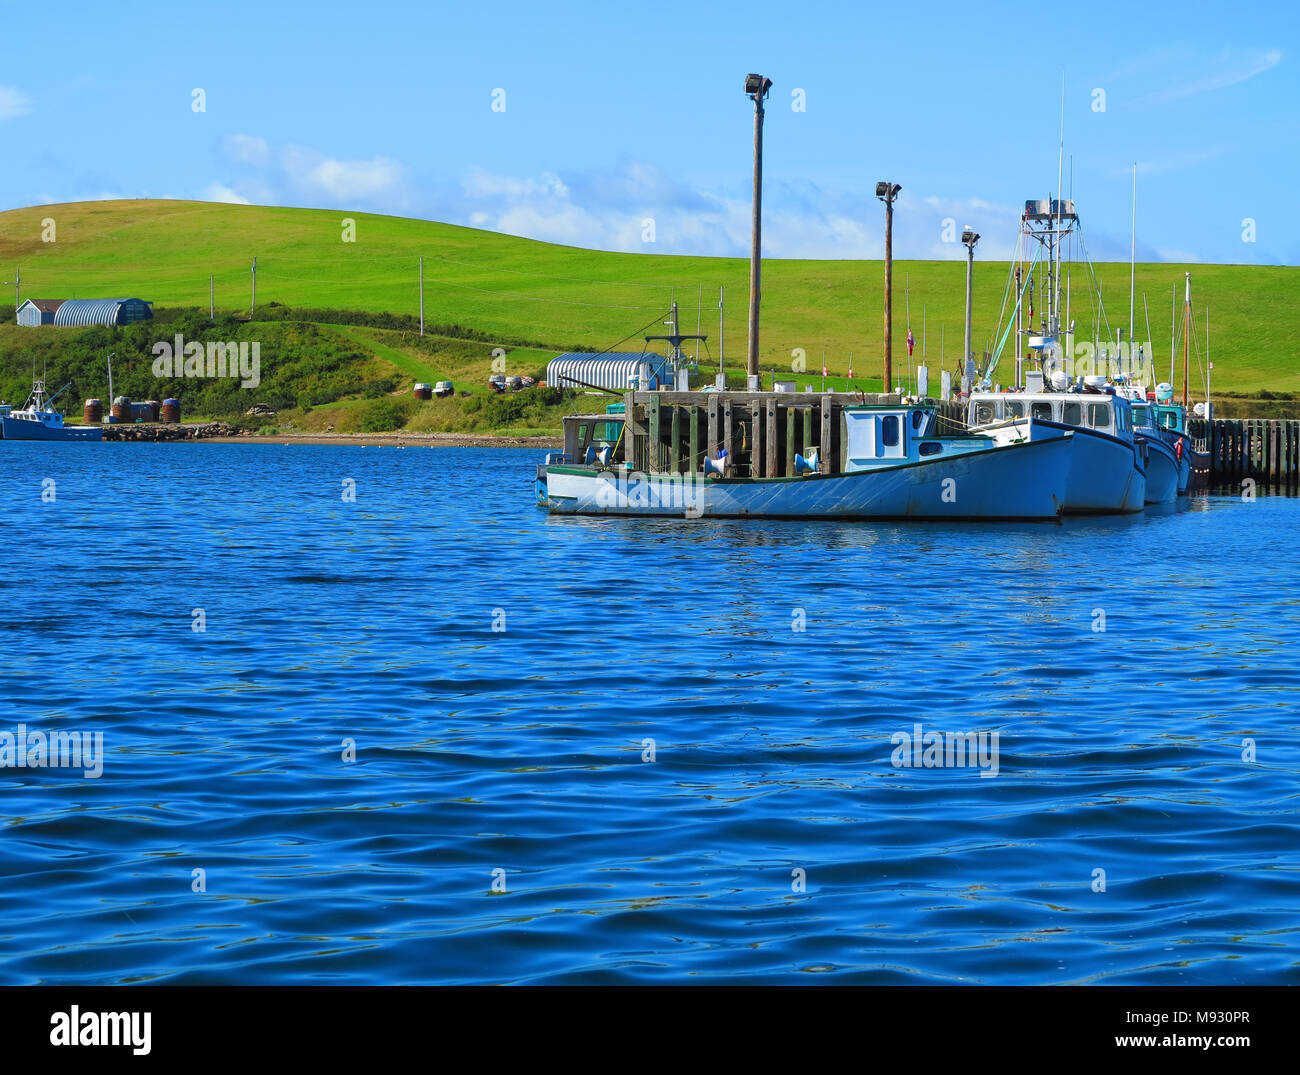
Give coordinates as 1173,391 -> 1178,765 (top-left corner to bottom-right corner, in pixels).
967,373 -> 1146,513
539,402 -> 1072,520
0,378 -> 103,442
962,187 -> 1164,514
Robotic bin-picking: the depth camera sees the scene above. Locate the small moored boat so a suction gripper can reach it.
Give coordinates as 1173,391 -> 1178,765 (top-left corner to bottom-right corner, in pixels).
539,401 -> 1071,521
0,378 -> 103,442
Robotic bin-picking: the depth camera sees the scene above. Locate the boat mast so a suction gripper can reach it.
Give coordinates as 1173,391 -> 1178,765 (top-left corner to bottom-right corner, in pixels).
1054,74 -> 1064,335
1129,163 -> 1136,364
1182,272 -> 1191,407
1170,283 -> 1177,384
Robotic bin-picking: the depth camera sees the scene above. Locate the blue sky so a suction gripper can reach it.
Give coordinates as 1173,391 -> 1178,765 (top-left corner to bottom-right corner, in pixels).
1,0 -> 1296,264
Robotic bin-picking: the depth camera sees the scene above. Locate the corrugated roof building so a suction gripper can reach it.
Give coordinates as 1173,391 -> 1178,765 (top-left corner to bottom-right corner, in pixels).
546,352 -> 671,392
51,298 -> 153,327
15,299 -> 65,326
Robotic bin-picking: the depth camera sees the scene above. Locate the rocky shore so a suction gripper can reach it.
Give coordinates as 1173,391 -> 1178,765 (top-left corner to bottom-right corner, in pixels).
102,421 -> 247,441
98,422 -> 559,448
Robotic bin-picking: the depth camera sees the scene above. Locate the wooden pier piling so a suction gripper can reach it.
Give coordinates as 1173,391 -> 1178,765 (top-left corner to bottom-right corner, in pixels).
1189,417 -> 1300,489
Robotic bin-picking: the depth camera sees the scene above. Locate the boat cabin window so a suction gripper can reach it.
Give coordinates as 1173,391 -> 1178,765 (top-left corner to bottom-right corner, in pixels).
1062,402 -> 1082,426
911,410 -> 926,430
1005,401 -> 1024,419
918,442 -> 943,456
881,415 -> 900,447
1132,405 -> 1149,426
1031,401 -> 1052,421
1158,411 -> 1180,431
974,401 -> 997,425
1088,403 -> 1111,428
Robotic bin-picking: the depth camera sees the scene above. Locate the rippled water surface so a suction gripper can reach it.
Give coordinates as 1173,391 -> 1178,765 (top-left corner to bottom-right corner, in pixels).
1,442 -> 1296,984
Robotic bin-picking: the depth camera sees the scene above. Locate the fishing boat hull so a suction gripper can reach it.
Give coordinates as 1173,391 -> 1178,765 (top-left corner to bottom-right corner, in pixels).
1139,434 -> 1180,504
1024,420 -> 1144,514
0,416 -> 103,441
972,415 -> 1145,515
542,435 -> 1072,521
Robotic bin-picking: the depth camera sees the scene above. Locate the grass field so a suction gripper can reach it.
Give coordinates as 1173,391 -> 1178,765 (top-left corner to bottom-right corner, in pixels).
0,199 -> 1295,395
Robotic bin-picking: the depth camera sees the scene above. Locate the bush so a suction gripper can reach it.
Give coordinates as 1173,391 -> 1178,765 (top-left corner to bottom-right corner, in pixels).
357,397 -> 410,432
363,375 -> 399,398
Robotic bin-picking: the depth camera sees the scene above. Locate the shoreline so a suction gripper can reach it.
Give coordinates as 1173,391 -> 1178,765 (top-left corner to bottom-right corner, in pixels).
91,421 -> 560,448
203,431 -> 562,447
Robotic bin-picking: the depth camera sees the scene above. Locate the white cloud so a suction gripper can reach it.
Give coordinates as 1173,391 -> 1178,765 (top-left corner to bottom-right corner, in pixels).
0,85 -> 31,121
447,167 -> 1026,261
221,137 -> 410,208
463,168 -> 569,201
279,145 -> 405,202
1141,48 -> 1283,105
203,182 -> 251,205
224,134 -> 270,166
1110,147 -> 1226,178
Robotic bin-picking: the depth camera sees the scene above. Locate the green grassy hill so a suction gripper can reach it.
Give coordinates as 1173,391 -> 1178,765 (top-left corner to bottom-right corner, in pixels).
0,199 -> 1295,402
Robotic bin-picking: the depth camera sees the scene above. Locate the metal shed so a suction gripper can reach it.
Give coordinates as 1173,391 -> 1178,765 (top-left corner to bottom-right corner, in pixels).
15,299 -> 64,326
546,352 -> 670,392
52,298 -> 153,327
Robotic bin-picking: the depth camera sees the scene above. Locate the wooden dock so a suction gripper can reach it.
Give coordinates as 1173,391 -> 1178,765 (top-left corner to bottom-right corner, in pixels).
1189,418 -> 1300,489
621,390 -> 913,478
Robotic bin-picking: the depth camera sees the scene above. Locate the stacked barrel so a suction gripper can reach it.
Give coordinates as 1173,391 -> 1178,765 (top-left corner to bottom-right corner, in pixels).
84,398 -> 103,424
160,398 -> 181,423
413,382 -> 433,400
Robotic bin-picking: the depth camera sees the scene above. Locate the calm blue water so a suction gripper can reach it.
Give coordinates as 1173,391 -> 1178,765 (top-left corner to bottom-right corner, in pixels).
0,441 -> 1296,985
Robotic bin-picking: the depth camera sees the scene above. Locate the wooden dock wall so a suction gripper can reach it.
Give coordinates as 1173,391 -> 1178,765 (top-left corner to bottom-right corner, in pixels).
622,390 -> 908,479
1189,418 -> 1300,488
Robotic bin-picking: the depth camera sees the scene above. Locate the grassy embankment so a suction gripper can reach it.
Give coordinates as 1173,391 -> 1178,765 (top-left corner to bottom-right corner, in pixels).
0,199 -> 1295,431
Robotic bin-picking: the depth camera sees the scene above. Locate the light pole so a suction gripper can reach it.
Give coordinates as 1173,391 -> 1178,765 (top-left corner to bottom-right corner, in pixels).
744,73 -> 772,391
876,181 -> 901,394
962,228 -> 980,384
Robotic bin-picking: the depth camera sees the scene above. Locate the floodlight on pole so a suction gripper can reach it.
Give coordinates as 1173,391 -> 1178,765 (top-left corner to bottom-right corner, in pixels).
876,181 -> 902,393
744,73 -> 772,387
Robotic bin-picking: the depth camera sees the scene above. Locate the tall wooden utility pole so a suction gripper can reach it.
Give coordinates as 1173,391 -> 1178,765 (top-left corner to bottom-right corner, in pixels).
876,182 -> 900,391
744,74 -> 771,388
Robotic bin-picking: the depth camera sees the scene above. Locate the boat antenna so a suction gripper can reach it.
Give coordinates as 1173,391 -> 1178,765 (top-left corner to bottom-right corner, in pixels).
1129,162 -> 1137,362
1054,71 -> 1065,330
1170,283 -> 1177,384
1143,292 -> 1154,383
